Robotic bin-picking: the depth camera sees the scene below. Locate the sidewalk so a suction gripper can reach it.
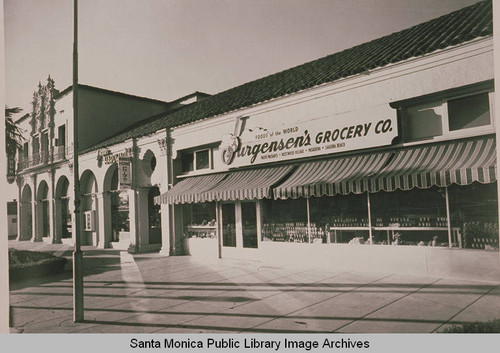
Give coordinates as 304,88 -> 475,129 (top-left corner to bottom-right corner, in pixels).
8,240 -> 500,333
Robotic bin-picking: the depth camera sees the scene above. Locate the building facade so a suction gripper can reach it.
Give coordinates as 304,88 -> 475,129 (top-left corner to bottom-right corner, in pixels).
14,78 -> 205,252
14,0 -> 500,280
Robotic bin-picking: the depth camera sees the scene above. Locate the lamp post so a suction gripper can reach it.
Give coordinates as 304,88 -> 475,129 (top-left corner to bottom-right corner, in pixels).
72,0 -> 84,323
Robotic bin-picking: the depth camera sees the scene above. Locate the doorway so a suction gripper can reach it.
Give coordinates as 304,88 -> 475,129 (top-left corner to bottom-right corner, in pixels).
221,203 -> 236,247
241,202 -> 258,248
219,201 -> 259,249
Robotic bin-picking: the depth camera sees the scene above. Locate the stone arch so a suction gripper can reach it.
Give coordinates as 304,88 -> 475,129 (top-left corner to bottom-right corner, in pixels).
80,169 -> 98,245
20,184 -> 33,240
36,180 -> 50,239
81,169 -> 98,194
103,163 -> 131,243
55,176 -> 71,241
103,163 -> 118,192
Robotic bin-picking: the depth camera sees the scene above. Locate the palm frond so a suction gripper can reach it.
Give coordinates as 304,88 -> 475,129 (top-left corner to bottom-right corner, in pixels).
5,106 -> 24,155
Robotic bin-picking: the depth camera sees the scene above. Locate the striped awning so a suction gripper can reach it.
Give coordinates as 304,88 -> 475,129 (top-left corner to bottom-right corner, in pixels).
274,136 -> 497,199
199,165 -> 293,202
155,173 -> 226,205
370,136 -> 497,192
273,152 -> 392,199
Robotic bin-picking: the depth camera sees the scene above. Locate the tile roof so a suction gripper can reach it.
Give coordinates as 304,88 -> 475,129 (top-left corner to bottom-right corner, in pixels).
56,84 -> 171,105
83,0 -> 492,154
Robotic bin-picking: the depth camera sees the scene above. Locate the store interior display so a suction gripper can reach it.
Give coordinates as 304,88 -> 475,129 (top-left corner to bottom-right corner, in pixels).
178,183 -> 497,250
261,222 -> 325,243
183,202 -> 217,239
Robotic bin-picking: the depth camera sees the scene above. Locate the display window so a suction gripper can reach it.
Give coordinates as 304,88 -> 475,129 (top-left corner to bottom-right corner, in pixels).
261,198 -> 312,243
183,202 -> 216,239
310,194 -> 368,244
449,182 -> 498,250
370,187 -> 449,246
111,191 -> 130,239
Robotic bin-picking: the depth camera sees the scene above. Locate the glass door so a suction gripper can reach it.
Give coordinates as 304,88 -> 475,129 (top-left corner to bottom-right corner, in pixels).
222,203 -> 236,247
241,202 -> 258,248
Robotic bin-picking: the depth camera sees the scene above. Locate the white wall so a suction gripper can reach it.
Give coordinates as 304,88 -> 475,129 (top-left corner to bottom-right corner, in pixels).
172,39 -> 494,174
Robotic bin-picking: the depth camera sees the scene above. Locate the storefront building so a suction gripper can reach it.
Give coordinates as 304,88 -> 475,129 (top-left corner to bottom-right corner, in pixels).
14,0 -> 499,280
152,0 -> 499,280
14,77 -> 206,253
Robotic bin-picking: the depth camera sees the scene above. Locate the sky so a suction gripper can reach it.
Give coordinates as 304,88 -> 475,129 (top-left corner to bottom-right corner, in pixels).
4,0 -> 482,112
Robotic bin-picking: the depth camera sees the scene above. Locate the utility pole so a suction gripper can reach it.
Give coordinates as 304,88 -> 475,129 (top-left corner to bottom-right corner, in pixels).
72,0 -> 84,322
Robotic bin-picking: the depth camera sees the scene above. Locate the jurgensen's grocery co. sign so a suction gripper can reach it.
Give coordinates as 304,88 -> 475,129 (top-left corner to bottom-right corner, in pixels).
220,105 -> 398,168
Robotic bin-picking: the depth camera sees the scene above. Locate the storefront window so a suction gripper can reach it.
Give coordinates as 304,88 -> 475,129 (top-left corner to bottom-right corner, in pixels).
311,194 -> 368,244
261,199 -> 309,243
183,202 -> 216,239
111,191 -> 130,239
370,187 -> 448,246
449,182 -> 498,250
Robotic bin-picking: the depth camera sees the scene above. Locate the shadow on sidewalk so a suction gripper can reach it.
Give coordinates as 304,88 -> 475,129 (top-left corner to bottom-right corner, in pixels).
10,249 -> 123,291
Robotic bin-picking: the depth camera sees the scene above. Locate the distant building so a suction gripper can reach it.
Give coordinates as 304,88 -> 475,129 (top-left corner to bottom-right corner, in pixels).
14,0 -> 499,280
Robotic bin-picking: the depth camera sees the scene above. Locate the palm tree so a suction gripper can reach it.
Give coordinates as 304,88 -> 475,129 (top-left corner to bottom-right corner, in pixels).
5,106 -> 23,156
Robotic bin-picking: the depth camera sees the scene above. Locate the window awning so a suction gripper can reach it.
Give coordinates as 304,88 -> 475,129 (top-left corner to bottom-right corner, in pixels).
155,165 -> 293,205
154,173 -> 226,205
199,165 -> 293,202
273,152 -> 393,199
371,136 -> 497,192
273,136 -> 496,199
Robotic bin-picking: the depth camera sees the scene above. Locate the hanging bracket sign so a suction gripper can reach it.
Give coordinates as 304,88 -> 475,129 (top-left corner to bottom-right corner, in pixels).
118,158 -> 132,189
6,153 -> 16,183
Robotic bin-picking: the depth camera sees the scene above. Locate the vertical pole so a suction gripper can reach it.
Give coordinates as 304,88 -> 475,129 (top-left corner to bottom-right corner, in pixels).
306,198 -> 311,243
493,0 -> 500,262
367,192 -> 373,245
216,201 -> 222,258
445,186 -> 453,248
256,200 -> 262,248
17,184 -> 22,241
72,0 -> 84,323
235,201 -> 243,247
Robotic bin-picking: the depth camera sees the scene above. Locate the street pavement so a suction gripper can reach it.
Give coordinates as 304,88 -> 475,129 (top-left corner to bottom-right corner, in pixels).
8,240 -> 500,333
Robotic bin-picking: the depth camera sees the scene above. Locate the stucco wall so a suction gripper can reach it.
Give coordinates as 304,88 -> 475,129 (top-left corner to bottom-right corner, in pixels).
171,39 -> 494,173
213,242 -> 500,282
